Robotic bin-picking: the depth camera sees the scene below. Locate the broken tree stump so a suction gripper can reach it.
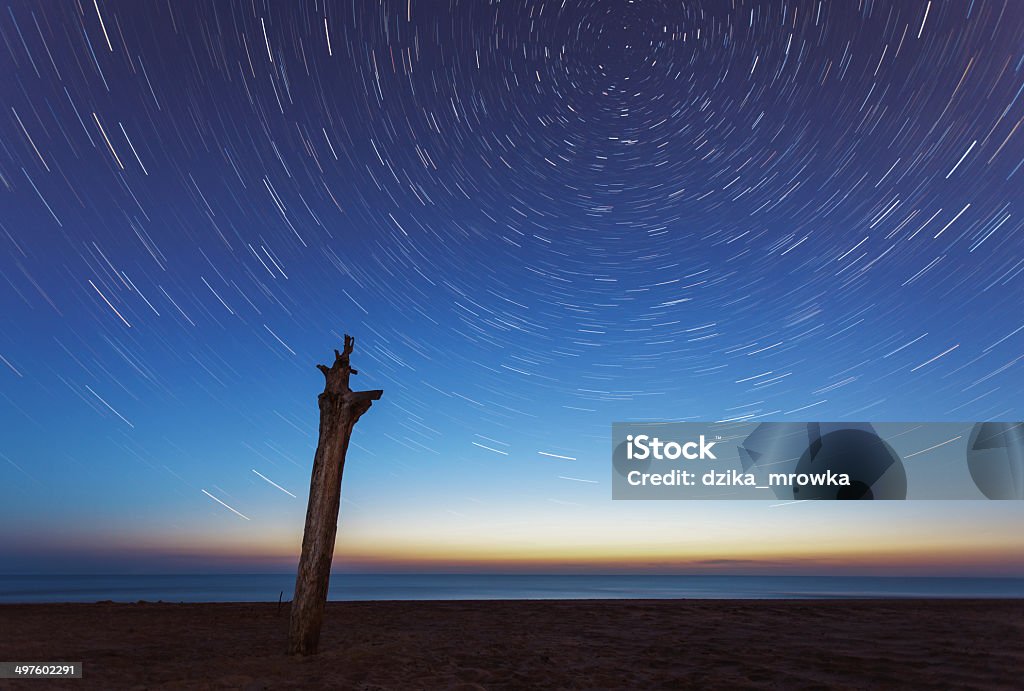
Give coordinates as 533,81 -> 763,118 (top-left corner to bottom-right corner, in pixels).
287,334 -> 383,656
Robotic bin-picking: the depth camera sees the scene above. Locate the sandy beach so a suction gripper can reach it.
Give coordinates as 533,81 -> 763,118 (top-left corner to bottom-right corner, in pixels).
1,599 -> 1022,689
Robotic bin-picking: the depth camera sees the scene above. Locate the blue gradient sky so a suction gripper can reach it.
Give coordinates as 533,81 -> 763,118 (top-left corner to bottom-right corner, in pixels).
1,0 -> 1024,574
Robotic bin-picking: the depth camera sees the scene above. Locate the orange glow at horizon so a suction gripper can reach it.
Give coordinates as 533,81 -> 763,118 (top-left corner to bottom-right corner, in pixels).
24,517 -> 1021,576
10,499 -> 1024,576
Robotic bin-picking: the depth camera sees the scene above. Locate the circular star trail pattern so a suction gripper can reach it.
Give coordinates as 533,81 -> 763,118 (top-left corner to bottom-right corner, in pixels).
1,1 -> 1024,524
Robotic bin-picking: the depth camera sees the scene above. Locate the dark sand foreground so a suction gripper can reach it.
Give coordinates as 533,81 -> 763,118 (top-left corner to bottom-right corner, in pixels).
1,599 -> 1022,689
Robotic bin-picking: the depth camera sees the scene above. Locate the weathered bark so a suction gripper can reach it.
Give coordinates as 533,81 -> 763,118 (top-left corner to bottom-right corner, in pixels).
287,334 -> 382,656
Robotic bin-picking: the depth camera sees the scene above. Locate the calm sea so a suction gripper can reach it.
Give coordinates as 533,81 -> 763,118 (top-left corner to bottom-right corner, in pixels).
1,574 -> 1023,603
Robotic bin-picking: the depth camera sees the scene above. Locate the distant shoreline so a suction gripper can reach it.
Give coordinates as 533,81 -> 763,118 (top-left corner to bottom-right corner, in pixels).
4,573 -> 1024,604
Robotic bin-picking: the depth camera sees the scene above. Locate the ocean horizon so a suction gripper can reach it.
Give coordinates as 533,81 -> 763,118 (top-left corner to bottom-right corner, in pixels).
2,574 -> 1023,604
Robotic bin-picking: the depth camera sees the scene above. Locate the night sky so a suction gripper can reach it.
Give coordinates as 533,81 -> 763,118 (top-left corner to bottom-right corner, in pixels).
2,1 -> 1024,574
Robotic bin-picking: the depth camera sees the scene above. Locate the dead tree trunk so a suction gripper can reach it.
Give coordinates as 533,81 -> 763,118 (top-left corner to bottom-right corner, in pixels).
287,334 -> 382,656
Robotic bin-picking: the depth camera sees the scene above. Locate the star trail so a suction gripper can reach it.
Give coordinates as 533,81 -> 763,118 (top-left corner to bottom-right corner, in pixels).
1,1 -> 1024,569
